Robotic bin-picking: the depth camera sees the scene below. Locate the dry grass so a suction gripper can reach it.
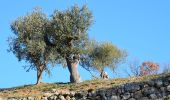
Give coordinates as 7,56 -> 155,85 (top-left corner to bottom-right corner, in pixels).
0,73 -> 169,98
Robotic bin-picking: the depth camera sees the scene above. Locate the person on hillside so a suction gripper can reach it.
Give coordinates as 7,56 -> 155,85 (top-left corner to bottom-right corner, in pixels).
100,70 -> 109,79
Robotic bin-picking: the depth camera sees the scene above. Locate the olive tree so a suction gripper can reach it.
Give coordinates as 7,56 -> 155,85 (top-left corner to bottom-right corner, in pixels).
47,5 -> 93,83
8,9 -> 59,85
81,41 -> 127,78
9,5 -> 126,84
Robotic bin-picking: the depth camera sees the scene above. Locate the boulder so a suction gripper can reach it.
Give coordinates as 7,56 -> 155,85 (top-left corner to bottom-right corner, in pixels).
149,94 -> 157,99
110,95 -> 120,100
122,93 -> 131,100
167,85 -> 170,91
59,95 -> 66,100
27,96 -> 34,100
154,80 -> 163,87
124,83 -> 140,92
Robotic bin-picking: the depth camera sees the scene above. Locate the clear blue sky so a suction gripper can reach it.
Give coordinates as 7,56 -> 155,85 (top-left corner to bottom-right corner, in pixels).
1,0 -> 170,88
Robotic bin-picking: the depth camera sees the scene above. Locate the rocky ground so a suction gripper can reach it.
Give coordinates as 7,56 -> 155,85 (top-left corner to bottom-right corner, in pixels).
0,73 -> 170,100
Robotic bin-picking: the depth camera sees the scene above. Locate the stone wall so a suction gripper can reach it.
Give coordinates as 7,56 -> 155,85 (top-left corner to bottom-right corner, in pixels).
5,75 -> 170,100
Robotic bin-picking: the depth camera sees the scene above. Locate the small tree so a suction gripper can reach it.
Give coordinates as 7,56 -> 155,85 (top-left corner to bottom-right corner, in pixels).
81,41 -> 127,78
8,9 -> 59,85
128,59 -> 141,77
140,61 -> 159,76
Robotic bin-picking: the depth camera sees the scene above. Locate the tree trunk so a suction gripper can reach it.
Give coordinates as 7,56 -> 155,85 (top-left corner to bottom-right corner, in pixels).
36,66 -> 44,85
100,70 -> 104,78
66,57 -> 81,83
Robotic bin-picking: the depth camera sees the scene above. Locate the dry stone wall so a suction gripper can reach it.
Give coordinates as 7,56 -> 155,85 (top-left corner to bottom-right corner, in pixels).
4,75 -> 170,100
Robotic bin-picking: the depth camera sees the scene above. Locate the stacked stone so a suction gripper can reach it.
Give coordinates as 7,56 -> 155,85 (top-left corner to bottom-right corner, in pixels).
6,75 -> 170,100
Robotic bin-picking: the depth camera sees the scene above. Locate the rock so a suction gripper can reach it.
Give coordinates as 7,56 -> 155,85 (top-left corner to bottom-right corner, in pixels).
163,81 -> 169,86
41,96 -> 48,100
160,87 -> 166,92
51,89 -> 57,93
128,98 -> 136,100
7,98 -> 17,100
57,89 -> 70,95
35,96 -> 41,100
48,95 -> 58,100
71,97 -> 76,100
133,91 -> 142,99
149,94 -> 157,99
110,88 -> 117,95
155,80 -> 163,87
156,93 -> 162,98
94,95 -> 103,100
54,96 -> 58,100
122,93 -> 131,100
97,90 -> 107,99
166,95 -> 170,100
142,87 -> 157,96
96,89 -> 105,95
43,92 -> 53,97
87,89 -> 96,98
87,92 -> 92,97
54,91 -> 59,95
48,96 -> 54,100
167,77 -> 170,82
65,95 -> 71,100
124,83 -> 140,92
140,97 -> 149,100
142,84 -> 149,88
147,80 -> 155,86
105,89 -> 113,97
69,91 -> 75,97
75,92 -> 84,99
110,95 -> 120,100
117,89 -> 122,94
59,95 -> 66,100
82,96 -> 87,100
23,98 -> 28,100
19,98 -> 27,100
27,96 -> 34,100
161,92 -> 167,97
167,85 -> 170,91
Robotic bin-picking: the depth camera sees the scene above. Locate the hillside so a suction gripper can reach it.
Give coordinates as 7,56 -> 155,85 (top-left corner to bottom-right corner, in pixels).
0,73 -> 170,100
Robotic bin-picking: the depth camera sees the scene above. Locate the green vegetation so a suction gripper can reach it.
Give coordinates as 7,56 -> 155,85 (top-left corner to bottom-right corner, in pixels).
81,41 -> 126,77
8,8 -> 59,85
8,5 -> 126,84
0,73 -> 169,98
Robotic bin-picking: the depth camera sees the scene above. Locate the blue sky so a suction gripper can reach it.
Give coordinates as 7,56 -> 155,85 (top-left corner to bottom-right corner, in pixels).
1,0 -> 170,88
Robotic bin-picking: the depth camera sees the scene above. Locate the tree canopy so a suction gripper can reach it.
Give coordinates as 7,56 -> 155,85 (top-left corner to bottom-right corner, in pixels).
8,9 -> 60,84
81,41 -> 127,77
49,5 -> 93,57
9,5 -> 127,84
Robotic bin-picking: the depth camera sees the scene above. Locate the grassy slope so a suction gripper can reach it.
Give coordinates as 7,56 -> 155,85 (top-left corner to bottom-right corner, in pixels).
0,73 -> 169,98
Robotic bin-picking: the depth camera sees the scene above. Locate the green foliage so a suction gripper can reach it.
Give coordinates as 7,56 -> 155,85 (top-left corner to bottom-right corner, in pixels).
8,5 -> 127,83
8,5 -> 93,82
81,41 -> 127,72
8,8 -> 59,74
50,5 -> 93,57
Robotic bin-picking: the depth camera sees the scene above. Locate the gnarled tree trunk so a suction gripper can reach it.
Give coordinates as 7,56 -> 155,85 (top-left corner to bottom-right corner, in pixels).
36,65 -> 44,85
66,55 -> 81,83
